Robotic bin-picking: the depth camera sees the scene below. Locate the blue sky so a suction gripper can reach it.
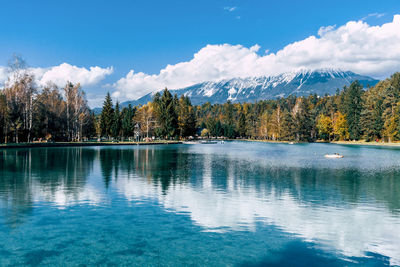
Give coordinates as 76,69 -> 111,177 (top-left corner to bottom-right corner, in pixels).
0,0 -> 399,106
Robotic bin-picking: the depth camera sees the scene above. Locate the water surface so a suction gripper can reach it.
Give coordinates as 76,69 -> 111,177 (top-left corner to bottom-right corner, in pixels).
1,142 -> 400,266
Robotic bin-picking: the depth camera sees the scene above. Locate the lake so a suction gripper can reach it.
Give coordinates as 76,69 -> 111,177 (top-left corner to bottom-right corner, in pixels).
0,141 -> 399,266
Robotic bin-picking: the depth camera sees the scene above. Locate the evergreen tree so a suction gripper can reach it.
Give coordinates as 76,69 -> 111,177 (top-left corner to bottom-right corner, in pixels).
177,95 -> 196,138
223,124 -> 236,139
281,110 -> 295,141
237,113 -> 246,137
293,98 -> 312,142
121,104 -> 135,139
222,101 -> 236,138
206,117 -> 217,137
343,81 -> 363,140
153,88 -> 178,139
381,73 -> 400,141
2,68 -> 400,145
360,85 -> 384,141
245,104 -> 258,138
83,111 -> 97,139
100,92 -> 114,139
111,101 -> 121,139
215,120 -> 223,137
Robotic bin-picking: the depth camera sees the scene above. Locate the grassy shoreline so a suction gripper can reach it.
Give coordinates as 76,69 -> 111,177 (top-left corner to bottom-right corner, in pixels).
0,141 -> 182,149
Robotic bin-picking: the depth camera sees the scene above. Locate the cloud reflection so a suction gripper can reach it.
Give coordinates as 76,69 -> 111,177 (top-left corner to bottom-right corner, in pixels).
110,144 -> 400,265
1,143 -> 400,265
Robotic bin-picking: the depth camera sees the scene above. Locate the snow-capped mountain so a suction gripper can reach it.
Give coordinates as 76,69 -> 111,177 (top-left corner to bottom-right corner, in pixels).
121,69 -> 379,106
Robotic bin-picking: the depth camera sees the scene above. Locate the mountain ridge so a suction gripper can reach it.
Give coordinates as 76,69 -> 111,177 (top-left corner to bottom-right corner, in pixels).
111,69 -> 379,109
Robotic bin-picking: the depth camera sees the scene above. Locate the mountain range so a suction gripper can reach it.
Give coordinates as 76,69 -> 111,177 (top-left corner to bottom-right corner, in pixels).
117,69 -> 378,109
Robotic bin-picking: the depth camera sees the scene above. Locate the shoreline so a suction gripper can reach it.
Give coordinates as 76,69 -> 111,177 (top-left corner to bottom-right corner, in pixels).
0,141 -> 182,149
243,139 -> 400,147
2,139 -> 400,149
330,140 -> 400,147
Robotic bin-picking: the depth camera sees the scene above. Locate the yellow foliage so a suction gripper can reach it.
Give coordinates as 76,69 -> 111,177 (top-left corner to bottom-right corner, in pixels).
316,114 -> 333,140
201,128 -> 209,137
333,112 -> 349,141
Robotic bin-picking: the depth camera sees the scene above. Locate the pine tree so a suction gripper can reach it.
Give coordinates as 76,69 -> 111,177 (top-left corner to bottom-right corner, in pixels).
215,120 -> 223,137
111,101 -> 121,139
293,98 -> 312,142
237,113 -> 246,138
360,84 -> 384,141
153,88 -> 178,139
177,95 -> 196,138
206,117 -> 217,137
381,73 -> 400,141
281,110 -> 295,141
83,111 -> 97,140
343,81 -> 363,140
187,105 -> 197,137
121,104 -> 135,139
222,101 -> 236,138
100,92 -> 114,139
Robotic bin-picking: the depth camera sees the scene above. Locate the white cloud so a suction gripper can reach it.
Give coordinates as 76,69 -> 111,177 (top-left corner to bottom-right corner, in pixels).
0,67 -> 7,86
113,15 -> 400,100
36,63 -> 113,87
362,12 -> 385,21
317,25 -> 336,36
224,6 -> 237,12
0,63 -> 113,88
114,149 -> 400,266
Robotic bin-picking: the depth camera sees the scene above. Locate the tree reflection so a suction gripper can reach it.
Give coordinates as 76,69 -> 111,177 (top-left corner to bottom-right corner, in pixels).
96,145 -> 400,214
1,144 -> 399,229
97,146 -> 191,194
0,147 -> 95,227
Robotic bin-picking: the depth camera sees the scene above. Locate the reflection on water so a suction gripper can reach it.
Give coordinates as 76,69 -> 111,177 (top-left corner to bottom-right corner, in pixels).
1,142 -> 400,265
0,148 -> 96,226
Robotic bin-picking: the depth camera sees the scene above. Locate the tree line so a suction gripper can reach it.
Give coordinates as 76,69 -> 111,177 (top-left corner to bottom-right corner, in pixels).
1,56 -> 399,144
99,89 -> 196,141
193,72 -> 400,142
0,57 -> 96,143
98,72 -> 400,143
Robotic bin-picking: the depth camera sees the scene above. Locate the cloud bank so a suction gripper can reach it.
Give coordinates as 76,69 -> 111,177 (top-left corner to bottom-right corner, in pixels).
113,15 -> 400,100
0,63 -> 113,88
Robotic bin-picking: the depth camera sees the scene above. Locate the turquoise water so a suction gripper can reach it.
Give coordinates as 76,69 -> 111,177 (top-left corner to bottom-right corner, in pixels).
0,142 -> 400,266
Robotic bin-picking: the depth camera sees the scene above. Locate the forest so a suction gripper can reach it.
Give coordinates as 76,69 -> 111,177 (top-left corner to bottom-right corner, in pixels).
96,71 -> 400,143
1,62 -> 400,143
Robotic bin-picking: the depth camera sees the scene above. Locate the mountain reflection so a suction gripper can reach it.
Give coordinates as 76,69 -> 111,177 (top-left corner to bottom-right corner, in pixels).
1,144 -> 400,264
99,145 -> 400,265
